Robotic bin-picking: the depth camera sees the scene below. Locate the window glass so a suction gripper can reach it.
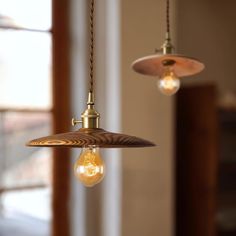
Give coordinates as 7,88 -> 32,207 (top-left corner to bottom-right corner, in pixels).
0,0 -> 52,31
0,111 -> 52,235
0,112 -> 52,189
2,189 -> 52,222
0,1 -> 52,235
0,30 -> 52,109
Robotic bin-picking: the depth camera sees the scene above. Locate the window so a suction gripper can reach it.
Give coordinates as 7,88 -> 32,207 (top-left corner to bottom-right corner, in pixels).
0,1 -> 52,235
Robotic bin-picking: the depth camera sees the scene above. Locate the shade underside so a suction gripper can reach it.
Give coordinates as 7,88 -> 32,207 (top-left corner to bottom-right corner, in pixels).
26,128 -> 156,148
132,54 -> 205,77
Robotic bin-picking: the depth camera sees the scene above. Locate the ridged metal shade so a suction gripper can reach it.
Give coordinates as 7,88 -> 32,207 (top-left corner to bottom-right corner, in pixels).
132,54 -> 205,78
27,128 -> 155,148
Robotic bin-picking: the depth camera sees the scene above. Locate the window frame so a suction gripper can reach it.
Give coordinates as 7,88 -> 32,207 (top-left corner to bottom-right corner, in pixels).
51,0 -> 71,235
0,0 -> 71,235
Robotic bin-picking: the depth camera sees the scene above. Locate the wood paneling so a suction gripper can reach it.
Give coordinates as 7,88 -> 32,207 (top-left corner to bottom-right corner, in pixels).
175,84 -> 218,236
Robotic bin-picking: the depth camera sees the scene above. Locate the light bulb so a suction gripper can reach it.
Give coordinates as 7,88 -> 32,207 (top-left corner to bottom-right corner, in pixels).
74,146 -> 105,187
157,67 -> 180,96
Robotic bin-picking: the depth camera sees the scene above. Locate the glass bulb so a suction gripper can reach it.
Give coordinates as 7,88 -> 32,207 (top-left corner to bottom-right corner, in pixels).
157,67 -> 180,96
74,146 -> 105,187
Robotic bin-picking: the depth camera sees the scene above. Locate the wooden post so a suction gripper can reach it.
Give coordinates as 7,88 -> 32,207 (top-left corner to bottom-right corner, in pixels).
175,84 -> 218,236
52,0 -> 71,235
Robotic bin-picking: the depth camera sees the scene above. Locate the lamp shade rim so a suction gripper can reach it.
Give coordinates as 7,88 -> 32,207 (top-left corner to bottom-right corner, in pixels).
26,128 -> 156,148
132,53 -> 205,77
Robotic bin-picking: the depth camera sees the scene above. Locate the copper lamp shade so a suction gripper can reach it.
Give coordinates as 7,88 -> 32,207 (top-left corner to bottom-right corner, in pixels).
131,0 -> 205,89
27,128 -> 155,148
132,54 -> 205,78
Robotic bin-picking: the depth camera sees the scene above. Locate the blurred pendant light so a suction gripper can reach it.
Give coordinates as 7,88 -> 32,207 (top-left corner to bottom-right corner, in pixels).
131,0 -> 205,96
27,0 -> 155,187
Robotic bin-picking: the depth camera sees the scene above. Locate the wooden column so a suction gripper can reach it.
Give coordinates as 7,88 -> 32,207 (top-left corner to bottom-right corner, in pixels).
52,0 -> 71,235
175,84 -> 218,236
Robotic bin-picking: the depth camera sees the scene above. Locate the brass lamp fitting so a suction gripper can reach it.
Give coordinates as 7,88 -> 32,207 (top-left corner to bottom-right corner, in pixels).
72,91 -> 100,129
161,32 -> 174,54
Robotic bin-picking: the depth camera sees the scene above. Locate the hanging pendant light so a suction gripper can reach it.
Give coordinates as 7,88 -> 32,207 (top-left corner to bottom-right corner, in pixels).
131,0 -> 205,96
27,0 -> 155,187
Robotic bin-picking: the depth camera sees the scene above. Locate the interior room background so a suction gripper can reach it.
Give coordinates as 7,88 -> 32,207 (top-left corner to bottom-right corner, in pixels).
0,0 -> 236,236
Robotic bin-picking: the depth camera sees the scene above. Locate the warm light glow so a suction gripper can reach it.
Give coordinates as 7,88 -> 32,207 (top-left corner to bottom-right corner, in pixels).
74,146 -> 105,187
157,67 -> 180,96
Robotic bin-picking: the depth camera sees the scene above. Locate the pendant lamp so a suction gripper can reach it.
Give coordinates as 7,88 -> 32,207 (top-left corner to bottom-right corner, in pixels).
27,0 -> 155,187
132,0 -> 205,96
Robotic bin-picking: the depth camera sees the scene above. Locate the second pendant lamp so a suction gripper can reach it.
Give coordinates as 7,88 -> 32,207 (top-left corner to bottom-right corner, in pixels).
27,0 -> 155,187
132,0 -> 205,96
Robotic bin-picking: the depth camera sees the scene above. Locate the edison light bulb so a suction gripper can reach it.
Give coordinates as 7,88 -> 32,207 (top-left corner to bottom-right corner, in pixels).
157,67 -> 180,96
74,146 -> 105,187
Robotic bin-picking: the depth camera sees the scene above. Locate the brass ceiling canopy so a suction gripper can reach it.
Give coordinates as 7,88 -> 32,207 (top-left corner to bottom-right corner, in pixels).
131,0 -> 205,96
27,0 -> 155,187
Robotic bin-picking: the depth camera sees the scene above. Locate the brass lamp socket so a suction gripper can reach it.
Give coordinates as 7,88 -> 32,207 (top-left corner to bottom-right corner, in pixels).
161,32 -> 174,54
72,91 -> 100,129
81,105 -> 100,128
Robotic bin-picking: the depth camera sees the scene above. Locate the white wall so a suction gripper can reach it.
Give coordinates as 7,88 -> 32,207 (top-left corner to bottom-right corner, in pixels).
121,0 -> 175,235
70,0 -> 123,235
70,0 -> 87,235
96,0 -> 122,236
